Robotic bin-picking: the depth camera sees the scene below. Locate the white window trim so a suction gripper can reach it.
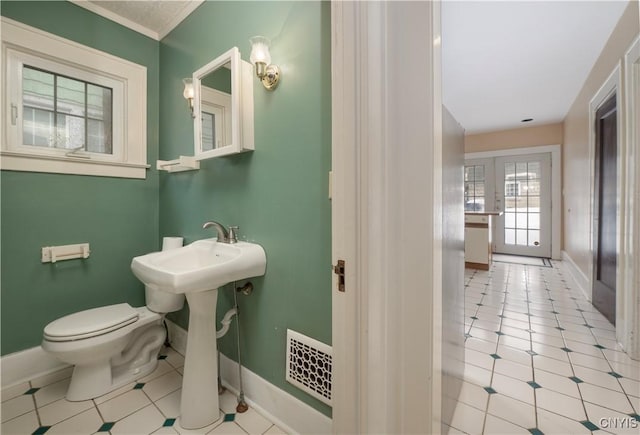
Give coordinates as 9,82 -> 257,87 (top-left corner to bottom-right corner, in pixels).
1,17 -> 149,179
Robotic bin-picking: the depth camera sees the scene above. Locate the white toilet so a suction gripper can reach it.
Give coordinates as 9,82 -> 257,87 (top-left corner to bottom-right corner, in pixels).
42,287 -> 184,401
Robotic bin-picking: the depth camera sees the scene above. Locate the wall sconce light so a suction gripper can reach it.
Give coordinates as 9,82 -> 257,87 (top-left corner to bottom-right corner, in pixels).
182,78 -> 195,117
249,36 -> 280,90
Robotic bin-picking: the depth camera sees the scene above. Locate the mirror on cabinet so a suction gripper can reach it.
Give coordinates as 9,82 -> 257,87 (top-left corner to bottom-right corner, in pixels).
193,47 -> 254,160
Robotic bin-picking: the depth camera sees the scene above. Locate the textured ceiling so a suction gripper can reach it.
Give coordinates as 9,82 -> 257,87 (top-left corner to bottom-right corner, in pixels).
72,0 -> 203,40
442,0 -> 630,134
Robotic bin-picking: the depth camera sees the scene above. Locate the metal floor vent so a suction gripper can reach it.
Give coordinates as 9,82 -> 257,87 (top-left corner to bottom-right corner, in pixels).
286,329 -> 332,406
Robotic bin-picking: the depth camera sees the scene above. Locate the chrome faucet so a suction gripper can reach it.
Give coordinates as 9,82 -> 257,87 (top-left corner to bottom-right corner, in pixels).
202,221 -> 238,244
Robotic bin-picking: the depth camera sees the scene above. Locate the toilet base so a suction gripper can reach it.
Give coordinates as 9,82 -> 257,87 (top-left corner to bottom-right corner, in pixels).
66,356 -> 158,401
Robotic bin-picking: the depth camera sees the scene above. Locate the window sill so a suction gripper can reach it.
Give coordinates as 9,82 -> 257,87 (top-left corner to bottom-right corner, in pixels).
0,151 -> 150,179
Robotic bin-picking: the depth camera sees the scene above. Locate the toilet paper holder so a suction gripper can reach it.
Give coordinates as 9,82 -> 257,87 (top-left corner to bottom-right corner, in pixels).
42,243 -> 91,263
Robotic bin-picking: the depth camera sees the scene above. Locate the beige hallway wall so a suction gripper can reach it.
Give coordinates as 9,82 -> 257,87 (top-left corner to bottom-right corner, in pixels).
563,0 -> 639,279
465,122 -> 563,153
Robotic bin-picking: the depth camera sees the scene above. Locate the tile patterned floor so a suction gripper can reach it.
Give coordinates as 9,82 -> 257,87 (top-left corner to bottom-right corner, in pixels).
449,260 -> 640,434
1,347 -> 286,434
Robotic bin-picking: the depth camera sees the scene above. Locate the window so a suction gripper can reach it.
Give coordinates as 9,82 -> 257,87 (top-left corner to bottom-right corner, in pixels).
2,18 -> 148,178
464,164 -> 485,211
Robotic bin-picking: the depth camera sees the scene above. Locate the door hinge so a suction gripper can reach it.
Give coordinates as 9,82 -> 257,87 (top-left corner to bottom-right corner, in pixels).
333,259 -> 345,292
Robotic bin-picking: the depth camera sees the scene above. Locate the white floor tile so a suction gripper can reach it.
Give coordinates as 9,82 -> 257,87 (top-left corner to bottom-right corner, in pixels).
111,403 -> 166,434
234,408 -> 272,435
493,358 -> 532,380
486,393 -> 536,429
463,364 -> 492,387
457,381 -> 490,411
532,354 -> 573,377
533,369 -> 581,398
33,377 -> 70,407
569,351 -> 614,372
498,334 -> 531,351
174,416 -> 223,434
607,361 -> 640,382
483,414 -> 530,434
563,338 -> 607,358
97,389 -> 152,422
536,408 -> 591,435
208,421 -> 248,434
619,377 -> 640,398
143,370 -> 183,401
1,394 -> 35,422
0,410 -> 39,435
38,397 -> 94,426
465,348 -> 495,371
572,364 -> 625,392
153,427 -> 180,434
465,338 -> 497,355
263,424 -> 288,434
220,390 -> 240,414
530,331 -> 565,348
584,402 -> 640,434
531,342 -> 571,362
155,388 -> 182,418
535,388 -> 587,422
579,382 -> 634,414
46,407 -> 102,434
495,345 -> 531,366
450,401 -> 486,435
1,382 -> 29,403
603,348 -> 637,366
163,347 -> 186,369
490,373 -> 534,405
93,381 -> 137,405
139,360 -> 176,383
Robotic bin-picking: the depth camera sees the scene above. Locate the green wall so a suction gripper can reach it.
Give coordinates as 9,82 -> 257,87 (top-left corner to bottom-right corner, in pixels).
159,1 -> 332,415
0,2 -> 160,355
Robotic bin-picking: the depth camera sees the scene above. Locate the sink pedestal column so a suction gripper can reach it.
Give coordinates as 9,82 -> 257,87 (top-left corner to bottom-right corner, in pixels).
179,289 -> 220,429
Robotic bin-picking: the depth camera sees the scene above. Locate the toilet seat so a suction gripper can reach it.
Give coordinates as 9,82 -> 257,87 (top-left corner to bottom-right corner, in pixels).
43,303 -> 139,342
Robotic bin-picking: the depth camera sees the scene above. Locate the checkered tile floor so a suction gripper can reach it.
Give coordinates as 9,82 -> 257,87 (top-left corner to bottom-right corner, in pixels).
1,347 -> 286,434
448,260 -> 640,434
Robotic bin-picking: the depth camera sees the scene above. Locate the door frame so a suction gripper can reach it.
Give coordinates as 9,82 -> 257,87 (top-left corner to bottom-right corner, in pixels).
331,1 -> 443,433
622,37 -> 640,359
465,144 -> 562,260
588,58 -> 640,359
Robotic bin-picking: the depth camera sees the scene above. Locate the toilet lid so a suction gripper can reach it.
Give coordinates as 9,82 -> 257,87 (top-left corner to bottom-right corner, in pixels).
44,303 -> 139,341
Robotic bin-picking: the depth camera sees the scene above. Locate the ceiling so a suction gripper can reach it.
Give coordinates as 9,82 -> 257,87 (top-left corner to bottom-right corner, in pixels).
70,0 -> 203,40
442,0 -> 630,134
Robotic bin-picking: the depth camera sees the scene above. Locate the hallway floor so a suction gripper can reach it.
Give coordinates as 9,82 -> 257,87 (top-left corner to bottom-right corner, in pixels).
449,261 -> 640,434
1,347 -> 285,434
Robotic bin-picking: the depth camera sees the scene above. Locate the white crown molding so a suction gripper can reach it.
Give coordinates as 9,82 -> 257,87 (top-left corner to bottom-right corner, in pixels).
68,1 -> 204,41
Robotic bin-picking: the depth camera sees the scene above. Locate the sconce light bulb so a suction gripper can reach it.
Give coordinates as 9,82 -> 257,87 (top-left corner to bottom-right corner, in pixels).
182,78 -> 194,99
249,36 -> 272,66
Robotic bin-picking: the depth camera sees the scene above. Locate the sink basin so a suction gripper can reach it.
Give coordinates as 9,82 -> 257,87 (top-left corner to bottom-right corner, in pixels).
131,238 -> 266,293
130,237 -> 266,429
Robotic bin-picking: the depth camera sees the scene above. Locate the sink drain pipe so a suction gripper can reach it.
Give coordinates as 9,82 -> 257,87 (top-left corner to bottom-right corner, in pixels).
216,281 -> 253,413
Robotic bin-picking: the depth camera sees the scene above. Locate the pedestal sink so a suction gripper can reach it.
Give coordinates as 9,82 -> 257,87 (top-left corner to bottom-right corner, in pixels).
131,238 -> 266,429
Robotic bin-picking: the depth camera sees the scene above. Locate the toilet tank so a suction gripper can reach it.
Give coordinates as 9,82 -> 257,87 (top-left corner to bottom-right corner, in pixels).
145,285 -> 184,313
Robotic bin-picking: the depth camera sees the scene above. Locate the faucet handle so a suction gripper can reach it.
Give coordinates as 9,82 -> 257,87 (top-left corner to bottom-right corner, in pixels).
228,226 -> 239,244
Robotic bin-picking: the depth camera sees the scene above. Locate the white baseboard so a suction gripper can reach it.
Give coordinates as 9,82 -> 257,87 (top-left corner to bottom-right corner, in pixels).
561,250 -> 591,302
1,346 -> 69,389
165,319 -> 332,435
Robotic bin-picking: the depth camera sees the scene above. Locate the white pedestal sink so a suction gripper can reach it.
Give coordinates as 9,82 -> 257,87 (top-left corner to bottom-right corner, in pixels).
131,238 -> 266,429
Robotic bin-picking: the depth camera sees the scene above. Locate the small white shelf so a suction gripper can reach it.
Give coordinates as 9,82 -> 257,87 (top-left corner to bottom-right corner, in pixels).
156,156 -> 200,173
42,243 -> 90,263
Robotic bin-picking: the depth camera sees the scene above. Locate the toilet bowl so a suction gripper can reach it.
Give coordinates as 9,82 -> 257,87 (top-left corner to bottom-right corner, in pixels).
42,288 -> 185,401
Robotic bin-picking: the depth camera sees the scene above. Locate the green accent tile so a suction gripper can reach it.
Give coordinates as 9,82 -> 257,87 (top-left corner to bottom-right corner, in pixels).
569,376 -> 583,384
98,422 -> 115,432
560,347 -> 573,353
476,303 -> 483,306
32,427 -> 51,435
628,413 -> 640,421
594,344 -> 606,350
525,350 -> 538,356
133,383 -> 145,389
579,420 -> 599,431
498,314 -> 506,318
576,308 -> 585,312
555,326 -> 565,331
551,311 -> 560,315
608,371 -> 623,379
583,324 -> 594,329
527,381 -> 542,389
24,387 -> 40,395
224,413 -> 236,422
464,333 -> 471,339
495,331 -> 505,336
470,316 -> 478,320
158,355 -> 167,360
528,429 -> 544,435
163,418 -> 176,427
483,386 -> 497,394
490,354 -> 501,359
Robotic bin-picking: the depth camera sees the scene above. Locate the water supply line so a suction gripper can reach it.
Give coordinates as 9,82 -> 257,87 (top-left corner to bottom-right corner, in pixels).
233,281 -> 249,413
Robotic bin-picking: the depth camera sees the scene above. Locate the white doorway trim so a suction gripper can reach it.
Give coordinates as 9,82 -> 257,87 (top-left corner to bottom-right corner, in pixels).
331,1 -> 443,432
465,144 -> 561,260
622,36 -> 640,359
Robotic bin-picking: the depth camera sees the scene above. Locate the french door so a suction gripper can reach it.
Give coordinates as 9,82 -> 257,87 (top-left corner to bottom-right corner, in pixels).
494,153 -> 551,257
465,152 -> 552,258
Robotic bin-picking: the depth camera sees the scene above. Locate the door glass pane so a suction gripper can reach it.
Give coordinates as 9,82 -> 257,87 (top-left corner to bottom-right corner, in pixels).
464,164 -> 485,211
516,229 -> 527,245
505,229 -> 516,244
528,230 -> 540,246
516,212 -> 528,229
516,162 -> 527,179
528,213 -> 540,230
505,212 -> 515,228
